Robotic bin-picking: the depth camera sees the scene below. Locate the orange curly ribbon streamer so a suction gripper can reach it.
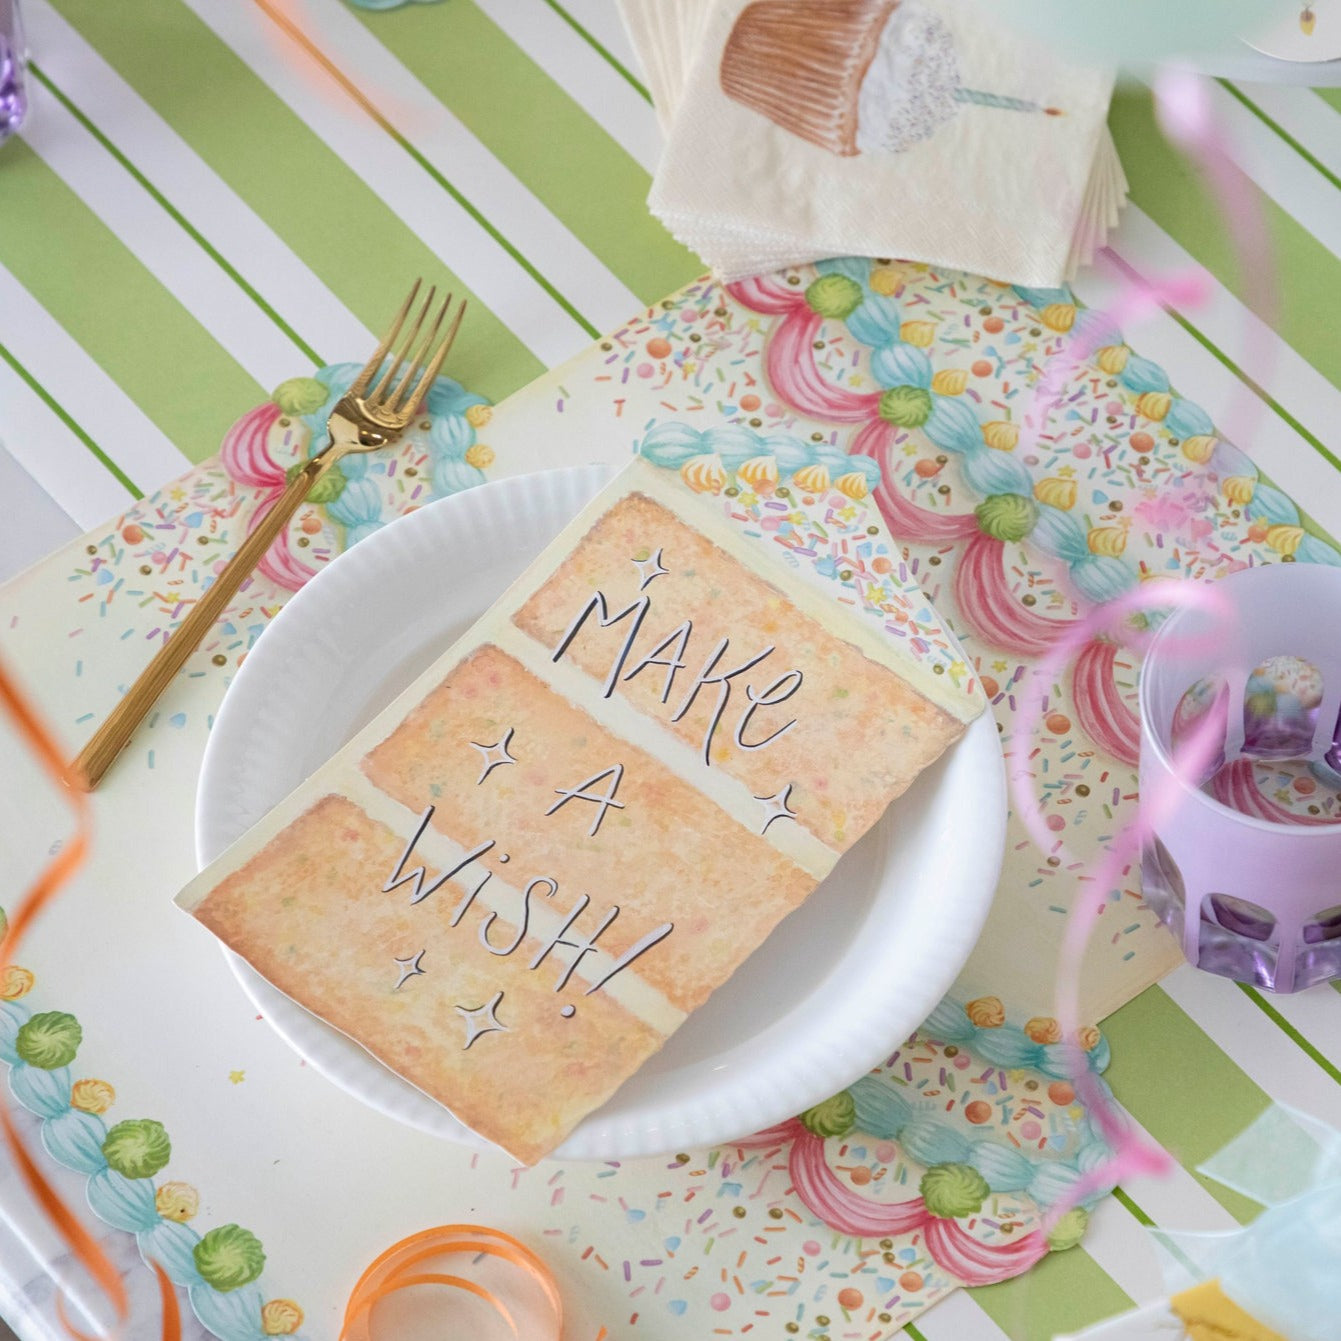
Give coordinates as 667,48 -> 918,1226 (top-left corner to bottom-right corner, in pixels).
3,659 -> 596,1339
341,1224 -> 607,1341
0,657 -> 181,1340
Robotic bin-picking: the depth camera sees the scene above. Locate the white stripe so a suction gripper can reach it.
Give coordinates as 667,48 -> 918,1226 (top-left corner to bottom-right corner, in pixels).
180,0 -> 611,367
297,0 -> 644,328
1075,211 -> 1341,531
913,1287 -> 1011,1341
0,361 -> 134,530
474,0 -> 663,174
553,0 -> 644,74
1083,1197 -> 1164,1305
0,264 -> 190,501
25,0 -> 373,366
1253,981 -> 1341,1071
1191,79 -> 1341,261
18,81 -> 300,393
1161,964 -> 1341,1130
1226,82 -> 1341,185
1113,1112 -> 1241,1236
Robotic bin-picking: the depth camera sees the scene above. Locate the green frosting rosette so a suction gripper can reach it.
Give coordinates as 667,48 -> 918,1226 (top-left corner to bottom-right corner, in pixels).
975,492 -> 1038,543
878,385 -> 934,429
920,1162 -> 991,1218
102,1118 -> 172,1180
15,1011 -> 82,1069
194,1224 -> 267,1292
271,377 -> 328,417
806,274 -> 864,321
799,1091 -> 856,1139
284,459 -> 347,505
1046,1206 -> 1089,1252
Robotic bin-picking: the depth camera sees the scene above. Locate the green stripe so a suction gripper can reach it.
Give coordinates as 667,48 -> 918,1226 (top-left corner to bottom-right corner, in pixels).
0,138 -> 262,465
1103,986 -> 1266,1225
28,61 -> 325,369
1111,1187 -> 1154,1228
542,0 -> 652,102
1219,80 -> 1341,193
1236,983 -> 1341,1083
354,1 -> 699,304
971,1247 -> 1132,1340
0,342 -> 142,498
1109,87 -> 1341,394
902,1323 -> 928,1340
49,0 -> 545,407
1314,87 -> 1341,115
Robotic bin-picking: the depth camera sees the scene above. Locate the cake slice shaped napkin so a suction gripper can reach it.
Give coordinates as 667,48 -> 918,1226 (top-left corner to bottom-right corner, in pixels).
178,445 -> 984,1165
625,0 -> 1125,286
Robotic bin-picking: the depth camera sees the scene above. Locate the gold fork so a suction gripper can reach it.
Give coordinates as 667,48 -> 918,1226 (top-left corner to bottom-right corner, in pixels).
73,281 -> 466,791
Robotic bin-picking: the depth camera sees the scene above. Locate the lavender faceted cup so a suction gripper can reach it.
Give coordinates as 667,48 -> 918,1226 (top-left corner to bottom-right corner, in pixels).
1139,564 -> 1341,993
0,0 -> 27,143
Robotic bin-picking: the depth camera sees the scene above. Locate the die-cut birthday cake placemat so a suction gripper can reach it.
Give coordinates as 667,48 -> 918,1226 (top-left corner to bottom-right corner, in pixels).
177,456 -> 984,1163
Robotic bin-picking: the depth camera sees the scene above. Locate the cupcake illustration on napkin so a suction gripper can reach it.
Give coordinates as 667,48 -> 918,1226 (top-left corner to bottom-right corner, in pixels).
721,0 -> 1062,157
641,0 -> 1123,287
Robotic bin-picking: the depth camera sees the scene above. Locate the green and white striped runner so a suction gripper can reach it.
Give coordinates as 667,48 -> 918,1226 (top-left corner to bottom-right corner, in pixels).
2,3 -> 1340,1335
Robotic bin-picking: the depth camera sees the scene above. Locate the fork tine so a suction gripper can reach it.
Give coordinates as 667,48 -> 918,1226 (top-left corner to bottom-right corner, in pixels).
389,291 -> 452,413
348,279 -> 421,400
370,284 -> 435,404
397,300 -> 466,415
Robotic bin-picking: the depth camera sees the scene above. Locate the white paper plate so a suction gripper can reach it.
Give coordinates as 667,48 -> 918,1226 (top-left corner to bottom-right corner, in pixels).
196,466 -> 1005,1160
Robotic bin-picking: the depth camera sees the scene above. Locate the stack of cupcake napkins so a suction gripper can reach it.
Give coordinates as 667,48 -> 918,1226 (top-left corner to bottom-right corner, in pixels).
621,0 -> 1128,287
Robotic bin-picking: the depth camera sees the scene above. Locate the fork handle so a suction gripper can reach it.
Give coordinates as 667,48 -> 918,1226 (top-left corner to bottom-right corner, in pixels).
72,448 -> 343,791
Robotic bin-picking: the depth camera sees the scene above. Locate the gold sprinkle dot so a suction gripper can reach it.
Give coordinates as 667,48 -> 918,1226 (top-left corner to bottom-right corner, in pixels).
813,341 -> 825,350
769,1208 -> 783,1219
197,536 -> 209,545
1022,593 -> 1037,606
749,417 -> 762,427
297,537 -> 310,547
86,544 -> 97,555
786,276 -> 800,286
600,342 -> 612,351
212,654 -> 227,667
929,555 -> 941,565
732,1205 -> 746,1218
816,1317 -> 830,1327
1076,784 -> 1090,797
933,663 -> 945,674
1047,856 -> 1060,867
689,333 -> 701,343
879,1239 -> 894,1249
943,1047 -> 957,1058
404,467 -> 417,476
278,417 -> 290,427
139,565 -> 152,576
675,1153 -> 690,1164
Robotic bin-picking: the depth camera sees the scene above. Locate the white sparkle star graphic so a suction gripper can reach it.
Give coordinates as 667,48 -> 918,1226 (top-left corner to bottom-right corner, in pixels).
754,784 -> 798,835
631,548 -> 669,591
392,950 -> 427,991
470,727 -> 517,785
455,990 -> 508,1050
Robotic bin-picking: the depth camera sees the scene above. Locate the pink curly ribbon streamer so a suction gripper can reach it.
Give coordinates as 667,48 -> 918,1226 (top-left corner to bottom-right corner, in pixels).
735,1122 -> 1047,1285
219,401 -> 316,593
1012,583 -> 1234,1213
1209,757 -> 1334,827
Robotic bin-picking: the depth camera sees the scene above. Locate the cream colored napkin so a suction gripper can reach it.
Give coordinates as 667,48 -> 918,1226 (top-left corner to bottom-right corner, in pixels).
621,0 -> 1126,286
